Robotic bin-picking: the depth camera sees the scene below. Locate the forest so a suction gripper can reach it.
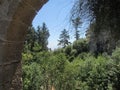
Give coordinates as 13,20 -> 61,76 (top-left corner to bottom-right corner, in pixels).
22,0 -> 120,90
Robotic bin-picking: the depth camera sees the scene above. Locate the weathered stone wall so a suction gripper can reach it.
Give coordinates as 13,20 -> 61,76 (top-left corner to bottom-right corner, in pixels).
0,0 -> 48,90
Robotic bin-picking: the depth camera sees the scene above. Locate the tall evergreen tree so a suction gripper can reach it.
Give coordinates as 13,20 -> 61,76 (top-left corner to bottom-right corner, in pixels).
24,23 -> 50,52
36,22 -> 50,51
25,26 -> 37,51
72,17 -> 82,40
58,29 -> 70,48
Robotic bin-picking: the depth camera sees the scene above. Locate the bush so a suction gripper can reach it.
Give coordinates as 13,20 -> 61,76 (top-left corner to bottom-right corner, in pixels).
64,45 -> 72,56
53,48 -> 64,55
110,47 -> 120,89
73,55 -> 113,90
73,39 -> 89,55
112,47 -> 120,64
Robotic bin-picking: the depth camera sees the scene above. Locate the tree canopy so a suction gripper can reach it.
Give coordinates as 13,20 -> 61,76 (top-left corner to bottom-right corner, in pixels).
58,29 -> 70,48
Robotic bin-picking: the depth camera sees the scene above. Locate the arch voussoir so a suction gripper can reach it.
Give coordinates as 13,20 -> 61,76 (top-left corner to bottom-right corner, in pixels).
0,0 -> 48,90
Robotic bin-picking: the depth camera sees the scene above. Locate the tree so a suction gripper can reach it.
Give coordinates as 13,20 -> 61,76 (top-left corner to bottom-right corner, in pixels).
58,29 -> 70,48
73,39 -> 88,55
36,22 -> 50,51
24,23 -> 50,52
72,17 -> 82,40
24,26 -> 37,51
71,0 -> 120,54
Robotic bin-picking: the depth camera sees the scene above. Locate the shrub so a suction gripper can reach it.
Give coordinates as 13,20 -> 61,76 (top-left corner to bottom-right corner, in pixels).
73,39 -> 89,55
64,45 -> 72,56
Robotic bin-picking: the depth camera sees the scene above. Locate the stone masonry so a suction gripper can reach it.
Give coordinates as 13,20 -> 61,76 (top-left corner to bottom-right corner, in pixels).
0,0 -> 48,90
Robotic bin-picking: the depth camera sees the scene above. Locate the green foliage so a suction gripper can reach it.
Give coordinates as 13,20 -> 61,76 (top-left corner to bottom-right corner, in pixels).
36,23 -> 50,51
23,22 -> 120,90
59,39 -> 89,62
58,29 -> 70,48
71,0 -> 120,55
73,54 -> 111,90
22,63 -> 42,90
24,27 -> 37,51
73,39 -> 89,54
72,17 -> 82,40
112,47 -> 120,63
110,47 -> 120,89
64,45 -> 72,56
24,23 -> 50,52
53,48 -> 64,55
23,47 -> 120,90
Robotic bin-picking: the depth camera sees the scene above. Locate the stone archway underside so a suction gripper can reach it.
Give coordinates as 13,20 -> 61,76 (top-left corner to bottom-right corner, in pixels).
0,0 -> 48,90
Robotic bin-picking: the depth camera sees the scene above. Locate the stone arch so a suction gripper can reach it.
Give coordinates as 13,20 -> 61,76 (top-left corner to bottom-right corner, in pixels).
0,0 -> 48,90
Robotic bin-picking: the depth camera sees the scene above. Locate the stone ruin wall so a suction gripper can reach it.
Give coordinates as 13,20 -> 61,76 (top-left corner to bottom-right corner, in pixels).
0,0 -> 48,90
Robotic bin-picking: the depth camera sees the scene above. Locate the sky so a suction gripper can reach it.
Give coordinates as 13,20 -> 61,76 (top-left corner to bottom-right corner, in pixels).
32,0 -> 87,50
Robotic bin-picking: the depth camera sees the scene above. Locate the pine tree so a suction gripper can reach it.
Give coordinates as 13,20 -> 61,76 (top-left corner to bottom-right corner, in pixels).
72,17 -> 82,40
58,29 -> 70,48
36,22 -> 50,51
25,26 -> 37,51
